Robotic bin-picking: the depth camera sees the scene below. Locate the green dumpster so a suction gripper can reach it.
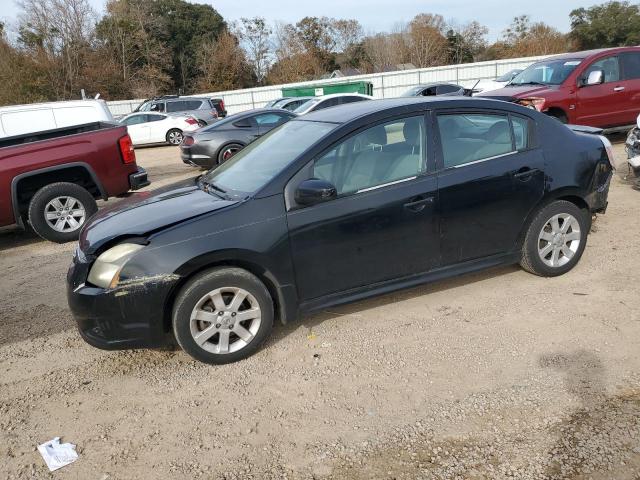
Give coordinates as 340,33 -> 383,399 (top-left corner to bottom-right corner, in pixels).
282,81 -> 373,97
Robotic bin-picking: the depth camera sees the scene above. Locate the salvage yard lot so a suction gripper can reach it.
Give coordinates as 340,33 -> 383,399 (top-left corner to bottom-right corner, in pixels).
1,143 -> 639,479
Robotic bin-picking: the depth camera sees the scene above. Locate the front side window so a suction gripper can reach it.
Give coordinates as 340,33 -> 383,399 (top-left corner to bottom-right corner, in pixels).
584,56 -> 620,83
122,114 -> 147,126
202,120 -> 335,197
312,116 -> 426,195
149,102 -> 165,112
437,113 -> 515,168
255,112 -> 288,126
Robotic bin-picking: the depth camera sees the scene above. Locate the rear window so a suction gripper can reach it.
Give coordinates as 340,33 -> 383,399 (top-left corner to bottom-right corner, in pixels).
622,52 -> 640,80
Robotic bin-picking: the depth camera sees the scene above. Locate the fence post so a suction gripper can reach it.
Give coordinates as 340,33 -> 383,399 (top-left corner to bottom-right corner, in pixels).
381,75 -> 385,99
250,91 -> 255,109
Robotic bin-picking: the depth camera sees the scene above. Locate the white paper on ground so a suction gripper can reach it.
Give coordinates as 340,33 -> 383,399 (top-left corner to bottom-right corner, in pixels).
37,437 -> 79,472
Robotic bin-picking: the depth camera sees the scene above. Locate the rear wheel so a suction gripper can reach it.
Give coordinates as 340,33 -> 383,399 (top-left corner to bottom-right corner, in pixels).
172,267 -> 274,365
520,200 -> 589,277
217,143 -> 244,165
27,182 -> 98,243
166,129 -> 184,145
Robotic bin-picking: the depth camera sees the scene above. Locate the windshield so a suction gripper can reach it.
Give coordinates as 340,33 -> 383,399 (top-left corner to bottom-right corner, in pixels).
201,120 -> 335,197
293,99 -> 321,113
509,59 -> 582,86
496,69 -> 522,82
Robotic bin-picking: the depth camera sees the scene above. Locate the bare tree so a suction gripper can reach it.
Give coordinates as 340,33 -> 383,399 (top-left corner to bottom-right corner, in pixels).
234,17 -> 272,85
17,0 -> 95,98
195,30 -> 251,92
408,14 -> 449,68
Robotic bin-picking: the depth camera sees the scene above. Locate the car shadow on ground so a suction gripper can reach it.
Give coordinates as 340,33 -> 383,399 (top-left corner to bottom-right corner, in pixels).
0,225 -> 43,252
538,350 -> 640,478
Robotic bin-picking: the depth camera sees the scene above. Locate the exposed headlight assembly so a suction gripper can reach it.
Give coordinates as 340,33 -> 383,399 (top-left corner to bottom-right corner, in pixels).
87,243 -> 144,289
517,97 -> 545,111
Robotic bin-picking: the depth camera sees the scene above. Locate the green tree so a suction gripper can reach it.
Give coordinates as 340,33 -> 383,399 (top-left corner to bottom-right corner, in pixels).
570,1 -> 640,49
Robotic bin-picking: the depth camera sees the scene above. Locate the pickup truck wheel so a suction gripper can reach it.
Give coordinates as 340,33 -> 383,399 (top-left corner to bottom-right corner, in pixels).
172,267 -> 274,365
520,200 -> 589,277
28,182 -> 98,243
166,129 -> 184,145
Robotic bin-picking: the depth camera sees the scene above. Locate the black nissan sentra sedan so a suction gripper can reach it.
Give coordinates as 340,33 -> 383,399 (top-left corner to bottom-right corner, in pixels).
67,97 -> 614,365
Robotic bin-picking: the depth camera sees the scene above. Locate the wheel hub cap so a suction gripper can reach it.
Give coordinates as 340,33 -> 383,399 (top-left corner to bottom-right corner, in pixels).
44,196 -> 86,233
189,287 -> 261,355
537,213 -> 581,268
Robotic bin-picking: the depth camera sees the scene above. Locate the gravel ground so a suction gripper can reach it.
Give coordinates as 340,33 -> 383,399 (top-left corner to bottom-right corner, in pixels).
1,142 -> 639,479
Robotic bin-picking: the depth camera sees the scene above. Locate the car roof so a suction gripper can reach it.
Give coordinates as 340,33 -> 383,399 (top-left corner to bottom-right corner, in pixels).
296,97 -> 520,124
314,93 -> 373,99
540,46 -> 640,61
411,82 -> 462,88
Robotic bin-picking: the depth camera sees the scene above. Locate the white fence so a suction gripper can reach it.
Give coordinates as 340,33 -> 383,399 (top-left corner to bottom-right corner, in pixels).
106,55 -> 547,116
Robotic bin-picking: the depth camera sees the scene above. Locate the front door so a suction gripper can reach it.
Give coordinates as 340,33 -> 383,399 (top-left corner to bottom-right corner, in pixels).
435,111 -> 545,265
123,114 -> 150,144
576,55 -> 626,127
286,115 -> 440,301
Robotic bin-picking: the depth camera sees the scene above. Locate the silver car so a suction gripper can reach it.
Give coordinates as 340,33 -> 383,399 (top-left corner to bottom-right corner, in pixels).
135,96 -> 224,127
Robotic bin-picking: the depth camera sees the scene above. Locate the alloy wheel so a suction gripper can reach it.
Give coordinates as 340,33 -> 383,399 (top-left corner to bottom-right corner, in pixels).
168,130 -> 184,145
44,196 -> 86,233
221,146 -> 240,162
537,213 -> 581,268
189,287 -> 262,354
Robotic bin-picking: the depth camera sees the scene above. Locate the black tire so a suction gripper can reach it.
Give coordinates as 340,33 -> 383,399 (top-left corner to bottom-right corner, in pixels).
520,200 -> 590,277
172,267 -> 274,365
217,143 -> 244,165
166,129 -> 184,145
548,111 -> 568,124
27,182 -> 98,243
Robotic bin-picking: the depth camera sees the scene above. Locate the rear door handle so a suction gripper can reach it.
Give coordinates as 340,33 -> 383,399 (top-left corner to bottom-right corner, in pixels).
514,167 -> 540,180
614,86 -> 625,92
404,196 -> 434,212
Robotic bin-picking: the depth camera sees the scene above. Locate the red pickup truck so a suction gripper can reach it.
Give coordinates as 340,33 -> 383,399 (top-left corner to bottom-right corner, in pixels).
478,47 -> 640,129
0,122 -> 148,242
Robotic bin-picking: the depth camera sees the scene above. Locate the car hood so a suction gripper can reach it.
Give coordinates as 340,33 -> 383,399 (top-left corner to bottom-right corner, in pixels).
79,177 -> 237,254
478,84 -> 558,100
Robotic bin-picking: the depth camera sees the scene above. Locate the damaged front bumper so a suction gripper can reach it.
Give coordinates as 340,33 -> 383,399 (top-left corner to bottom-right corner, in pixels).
66,253 -> 179,350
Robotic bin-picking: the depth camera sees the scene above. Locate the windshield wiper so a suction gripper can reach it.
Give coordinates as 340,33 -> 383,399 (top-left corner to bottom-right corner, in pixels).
200,178 -> 229,199
510,81 -> 546,86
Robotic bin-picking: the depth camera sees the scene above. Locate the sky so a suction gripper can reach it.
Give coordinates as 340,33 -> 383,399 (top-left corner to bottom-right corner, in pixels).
1,0 -> 606,41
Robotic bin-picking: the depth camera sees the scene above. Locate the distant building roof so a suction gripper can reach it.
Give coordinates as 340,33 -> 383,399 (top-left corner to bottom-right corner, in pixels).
330,68 -> 362,78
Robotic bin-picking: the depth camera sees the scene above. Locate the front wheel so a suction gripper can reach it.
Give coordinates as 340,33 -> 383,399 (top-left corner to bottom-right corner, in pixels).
520,200 -> 589,277
27,182 -> 98,243
166,129 -> 184,145
172,267 -> 274,365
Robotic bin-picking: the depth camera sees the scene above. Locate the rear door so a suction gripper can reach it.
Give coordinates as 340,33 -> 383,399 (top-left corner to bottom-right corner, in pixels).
575,55 -> 626,127
435,110 -> 544,265
619,51 -> 640,124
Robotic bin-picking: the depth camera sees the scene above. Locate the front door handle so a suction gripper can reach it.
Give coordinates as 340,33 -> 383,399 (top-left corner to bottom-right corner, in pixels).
614,86 -> 625,92
404,196 -> 434,212
513,167 -> 540,181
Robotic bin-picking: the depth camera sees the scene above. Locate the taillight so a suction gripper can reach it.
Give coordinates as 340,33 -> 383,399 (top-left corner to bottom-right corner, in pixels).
118,135 -> 136,164
185,117 -> 198,125
182,136 -> 195,146
598,135 -> 616,169
219,100 -> 225,112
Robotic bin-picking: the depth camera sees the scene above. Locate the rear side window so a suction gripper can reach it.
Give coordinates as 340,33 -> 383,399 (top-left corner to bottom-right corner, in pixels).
437,113 -> 515,168
437,85 -> 460,95
511,116 -> 531,151
166,101 -> 186,112
145,114 -> 165,123
621,52 -> 640,79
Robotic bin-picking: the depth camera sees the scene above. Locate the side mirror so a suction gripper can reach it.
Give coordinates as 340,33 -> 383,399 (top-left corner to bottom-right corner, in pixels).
585,70 -> 604,86
295,179 -> 337,206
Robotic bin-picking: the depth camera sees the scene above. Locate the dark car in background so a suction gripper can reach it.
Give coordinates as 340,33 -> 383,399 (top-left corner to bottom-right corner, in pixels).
68,97 -> 613,365
264,97 -> 314,111
135,95 -> 226,126
401,83 -> 472,97
181,109 -> 295,169
477,47 -> 640,128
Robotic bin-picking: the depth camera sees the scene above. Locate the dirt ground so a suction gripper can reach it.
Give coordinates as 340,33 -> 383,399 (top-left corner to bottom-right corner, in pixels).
1,143 -> 639,479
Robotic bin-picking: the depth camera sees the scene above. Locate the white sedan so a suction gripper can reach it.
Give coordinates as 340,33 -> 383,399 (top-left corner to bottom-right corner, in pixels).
119,112 -> 200,146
